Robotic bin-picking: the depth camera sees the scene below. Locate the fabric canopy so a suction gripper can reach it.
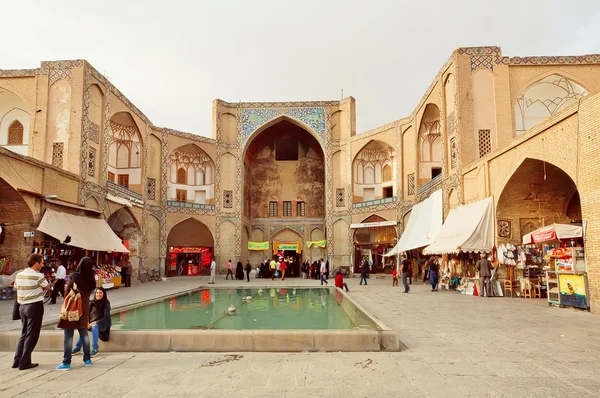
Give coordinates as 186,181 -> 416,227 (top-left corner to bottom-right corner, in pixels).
522,223 -> 583,244
306,240 -> 327,248
384,190 -> 443,257
37,209 -> 129,253
423,196 -> 494,255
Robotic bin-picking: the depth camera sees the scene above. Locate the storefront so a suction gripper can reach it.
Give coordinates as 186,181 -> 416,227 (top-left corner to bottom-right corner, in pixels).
351,219 -> 397,273
168,246 -> 212,276
36,208 -> 129,289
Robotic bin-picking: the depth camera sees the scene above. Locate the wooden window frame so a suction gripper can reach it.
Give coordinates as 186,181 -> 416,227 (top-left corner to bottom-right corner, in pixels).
117,174 -> 129,188
108,172 -> 115,182
176,189 -> 187,202
268,201 -> 278,217
283,201 -> 292,217
296,201 -> 305,217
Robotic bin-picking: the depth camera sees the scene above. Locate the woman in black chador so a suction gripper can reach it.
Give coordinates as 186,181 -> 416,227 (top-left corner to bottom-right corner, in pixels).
235,261 -> 244,280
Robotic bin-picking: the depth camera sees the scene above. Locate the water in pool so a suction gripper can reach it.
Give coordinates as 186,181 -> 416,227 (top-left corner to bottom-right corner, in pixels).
111,287 -> 379,330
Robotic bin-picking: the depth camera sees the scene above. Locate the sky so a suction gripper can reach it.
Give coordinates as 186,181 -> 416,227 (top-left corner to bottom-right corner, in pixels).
1,0 -> 600,137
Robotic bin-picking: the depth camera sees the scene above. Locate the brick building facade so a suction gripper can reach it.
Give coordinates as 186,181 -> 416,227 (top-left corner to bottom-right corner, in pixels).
2,47 -> 600,312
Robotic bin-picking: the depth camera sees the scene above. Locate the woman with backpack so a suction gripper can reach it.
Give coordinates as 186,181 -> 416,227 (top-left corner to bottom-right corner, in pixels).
56,257 -> 96,370
71,287 -> 111,357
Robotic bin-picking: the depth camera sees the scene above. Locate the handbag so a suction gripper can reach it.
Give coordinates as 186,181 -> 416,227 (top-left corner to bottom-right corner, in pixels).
60,286 -> 83,322
12,299 -> 20,321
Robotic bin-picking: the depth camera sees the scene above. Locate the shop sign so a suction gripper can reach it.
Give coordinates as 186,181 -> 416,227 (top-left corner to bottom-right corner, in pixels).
278,242 -> 298,251
248,241 -> 269,250
170,246 -> 209,254
23,231 -> 35,237
350,220 -> 397,229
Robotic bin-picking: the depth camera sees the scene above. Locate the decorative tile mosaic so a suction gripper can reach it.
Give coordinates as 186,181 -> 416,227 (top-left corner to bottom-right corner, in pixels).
167,200 -> 216,211
49,68 -> 72,85
147,178 -> 156,200
450,137 -> 457,169
498,219 -> 512,238
107,180 -> 143,201
335,188 -> 345,208
240,107 -> 327,144
352,196 -> 396,209
269,224 -> 305,237
407,173 -> 415,195
470,55 -> 495,71
88,122 -> 100,144
87,147 -> 95,177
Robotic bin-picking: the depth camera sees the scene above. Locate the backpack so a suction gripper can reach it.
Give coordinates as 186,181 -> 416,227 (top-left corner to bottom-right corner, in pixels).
60,285 -> 83,322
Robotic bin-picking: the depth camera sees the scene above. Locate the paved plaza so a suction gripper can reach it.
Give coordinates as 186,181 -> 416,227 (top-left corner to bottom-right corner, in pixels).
2,276 -> 600,397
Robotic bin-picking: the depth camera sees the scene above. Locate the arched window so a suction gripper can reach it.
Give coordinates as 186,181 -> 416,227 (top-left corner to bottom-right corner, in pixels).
363,165 -> 375,184
7,120 -> 24,145
382,164 -> 392,182
176,168 -> 187,184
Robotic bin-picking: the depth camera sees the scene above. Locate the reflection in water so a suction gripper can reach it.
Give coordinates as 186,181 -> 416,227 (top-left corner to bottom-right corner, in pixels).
111,288 -> 378,331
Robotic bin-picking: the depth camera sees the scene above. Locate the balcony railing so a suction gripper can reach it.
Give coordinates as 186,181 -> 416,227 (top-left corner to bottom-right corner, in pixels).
107,181 -> 143,201
417,174 -> 443,195
352,196 -> 396,209
167,200 -> 215,210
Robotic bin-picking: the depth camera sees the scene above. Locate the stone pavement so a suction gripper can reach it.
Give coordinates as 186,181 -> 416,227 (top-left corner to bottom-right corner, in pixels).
2,276 -> 600,397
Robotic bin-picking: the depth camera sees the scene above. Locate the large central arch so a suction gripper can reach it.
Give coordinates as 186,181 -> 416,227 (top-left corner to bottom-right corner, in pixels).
243,118 -> 325,219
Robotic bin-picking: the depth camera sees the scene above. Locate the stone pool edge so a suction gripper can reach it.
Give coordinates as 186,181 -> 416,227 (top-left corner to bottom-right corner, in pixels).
0,329 -> 399,352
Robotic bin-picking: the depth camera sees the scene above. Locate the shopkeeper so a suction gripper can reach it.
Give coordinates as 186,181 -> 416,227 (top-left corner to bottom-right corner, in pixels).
50,262 -> 68,305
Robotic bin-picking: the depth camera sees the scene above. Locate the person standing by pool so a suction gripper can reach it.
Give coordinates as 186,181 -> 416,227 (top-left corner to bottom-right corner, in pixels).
13,254 -> 51,370
235,261 -> 244,281
245,261 -> 252,282
56,256 -> 96,370
320,259 -> 328,285
226,260 -> 233,280
72,287 -> 111,357
359,259 -> 369,286
209,258 -> 216,284
270,258 -> 276,280
280,259 -> 286,281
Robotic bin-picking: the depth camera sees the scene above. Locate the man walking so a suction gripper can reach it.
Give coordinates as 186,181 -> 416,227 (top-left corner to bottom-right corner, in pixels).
226,260 -> 233,280
359,259 -> 369,285
401,255 -> 410,293
13,254 -> 51,370
50,261 -> 67,304
320,258 -> 328,285
209,258 -> 216,284
477,253 -> 493,297
270,258 -> 276,280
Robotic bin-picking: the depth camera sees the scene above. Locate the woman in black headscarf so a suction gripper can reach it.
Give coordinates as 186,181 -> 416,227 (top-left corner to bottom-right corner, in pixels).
235,261 -> 244,281
72,287 -> 111,356
56,257 -> 97,370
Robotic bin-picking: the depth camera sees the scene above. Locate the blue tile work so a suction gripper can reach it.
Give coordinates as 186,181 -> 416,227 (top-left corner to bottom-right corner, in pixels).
167,200 -> 215,211
352,196 -> 397,209
107,180 -> 143,202
240,107 -> 327,144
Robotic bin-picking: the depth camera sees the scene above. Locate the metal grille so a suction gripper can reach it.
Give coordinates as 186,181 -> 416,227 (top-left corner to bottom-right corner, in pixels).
52,142 -> 64,168
87,147 -> 95,177
283,201 -> 292,217
7,121 -> 23,145
407,173 -> 415,195
223,190 -> 233,208
336,188 -> 345,207
147,178 -> 156,200
478,129 -> 491,158
269,201 -> 278,217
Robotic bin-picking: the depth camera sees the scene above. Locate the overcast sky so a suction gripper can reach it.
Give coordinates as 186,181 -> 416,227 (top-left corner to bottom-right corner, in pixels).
2,0 -> 600,137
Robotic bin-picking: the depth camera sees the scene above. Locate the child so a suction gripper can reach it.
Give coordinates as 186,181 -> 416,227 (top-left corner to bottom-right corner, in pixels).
392,268 -> 398,286
334,270 -> 349,292
72,287 -> 111,357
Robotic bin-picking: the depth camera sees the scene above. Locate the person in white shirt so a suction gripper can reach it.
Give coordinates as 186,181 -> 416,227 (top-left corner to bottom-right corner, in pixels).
209,258 -> 216,284
320,258 -> 328,285
50,263 -> 67,304
226,260 -> 233,280
13,254 -> 50,370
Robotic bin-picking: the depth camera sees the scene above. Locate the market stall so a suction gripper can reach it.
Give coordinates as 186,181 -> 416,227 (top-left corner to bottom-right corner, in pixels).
36,208 -> 129,289
423,197 -> 495,295
351,219 -> 397,273
522,223 -> 588,309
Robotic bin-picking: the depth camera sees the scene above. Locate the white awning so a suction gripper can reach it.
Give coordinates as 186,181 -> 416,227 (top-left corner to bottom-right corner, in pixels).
523,223 -> 583,244
106,193 -> 133,208
350,220 -> 397,229
383,190 -> 442,257
37,209 -> 129,253
423,196 -> 494,255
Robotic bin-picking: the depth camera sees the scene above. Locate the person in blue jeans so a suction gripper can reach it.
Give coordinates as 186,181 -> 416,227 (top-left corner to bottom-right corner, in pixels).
72,287 -> 111,357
